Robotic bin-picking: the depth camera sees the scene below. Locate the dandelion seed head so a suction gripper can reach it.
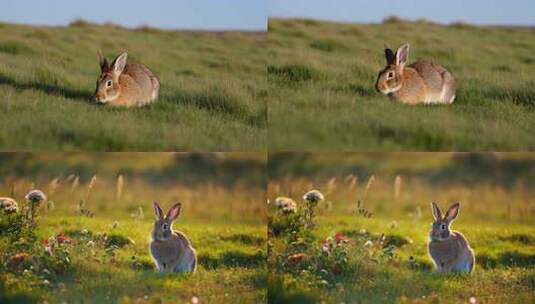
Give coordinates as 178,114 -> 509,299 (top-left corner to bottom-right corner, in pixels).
303,189 -> 324,203
25,189 -> 46,205
274,197 -> 297,214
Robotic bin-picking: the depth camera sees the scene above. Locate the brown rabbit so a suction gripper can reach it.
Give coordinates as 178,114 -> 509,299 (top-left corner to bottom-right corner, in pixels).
95,51 -> 160,107
428,202 -> 475,274
150,202 -> 197,273
376,43 -> 456,105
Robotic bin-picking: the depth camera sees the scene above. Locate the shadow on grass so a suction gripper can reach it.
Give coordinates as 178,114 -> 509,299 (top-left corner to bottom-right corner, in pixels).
499,233 -> 535,245
0,281 -> 38,304
477,251 -> 535,269
458,82 -> 535,107
372,124 -> 452,150
161,89 -> 265,127
0,73 -> 93,101
198,250 -> 265,269
220,234 -> 266,246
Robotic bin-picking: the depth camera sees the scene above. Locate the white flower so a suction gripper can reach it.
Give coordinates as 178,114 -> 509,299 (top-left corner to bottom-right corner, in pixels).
86,241 -> 95,247
303,190 -> 324,203
274,197 -> 297,214
364,240 -> 373,247
42,279 -> 50,285
81,229 -> 89,235
469,297 -> 477,304
25,189 -> 47,204
0,197 -> 18,213
191,296 -> 199,304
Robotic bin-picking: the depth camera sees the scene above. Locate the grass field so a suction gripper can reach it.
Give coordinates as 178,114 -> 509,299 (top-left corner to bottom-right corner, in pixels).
0,153 -> 266,303
0,21 -> 267,151
268,153 -> 535,303
267,18 -> 535,151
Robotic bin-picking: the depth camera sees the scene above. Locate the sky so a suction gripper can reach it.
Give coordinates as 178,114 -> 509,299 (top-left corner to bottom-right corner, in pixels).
269,0 -> 535,26
1,0 -> 267,31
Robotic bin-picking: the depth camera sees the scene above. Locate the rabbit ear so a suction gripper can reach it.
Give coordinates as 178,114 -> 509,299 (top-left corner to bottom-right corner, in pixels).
384,45 -> 395,65
112,52 -> 128,76
431,202 -> 442,220
166,203 -> 182,221
98,51 -> 109,72
396,43 -> 409,68
153,201 -> 164,220
445,202 -> 460,222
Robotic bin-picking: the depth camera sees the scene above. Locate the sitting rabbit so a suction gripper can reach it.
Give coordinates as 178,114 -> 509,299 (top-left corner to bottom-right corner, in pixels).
150,202 -> 197,273
95,51 -> 160,107
428,202 -> 475,274
376,43 -> 456,105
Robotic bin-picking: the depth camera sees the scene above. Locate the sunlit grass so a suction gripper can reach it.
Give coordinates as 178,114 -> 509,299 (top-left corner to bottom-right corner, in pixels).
268,18 -> 535,150
0,22 -> 267,151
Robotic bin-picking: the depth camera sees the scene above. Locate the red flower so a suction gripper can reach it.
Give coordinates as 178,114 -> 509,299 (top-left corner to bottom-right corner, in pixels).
55,232 -> 70,245
334,232 -> 347,245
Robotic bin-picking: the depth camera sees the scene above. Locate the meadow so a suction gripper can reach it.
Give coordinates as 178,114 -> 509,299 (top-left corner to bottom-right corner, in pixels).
0,21 -> 267,151
268,153 -> 535,303
267,18 -> 535,151
0,153 -> 267,303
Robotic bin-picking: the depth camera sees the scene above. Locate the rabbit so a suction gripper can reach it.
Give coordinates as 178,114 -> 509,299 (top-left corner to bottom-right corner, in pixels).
94,51 -> 160,107
150,202 -> 197,274
427,202 -> 475,274
375,43 -> 456,105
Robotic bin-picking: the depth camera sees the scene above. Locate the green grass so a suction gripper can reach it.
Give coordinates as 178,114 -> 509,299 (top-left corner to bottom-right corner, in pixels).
0,154 -> 266,303
0,22 -> 267,151
267,18 -> 535,150
267,153 -> 535,303
31,216 -> 266,303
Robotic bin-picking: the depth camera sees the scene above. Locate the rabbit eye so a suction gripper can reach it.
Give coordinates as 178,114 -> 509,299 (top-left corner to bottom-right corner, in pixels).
162,223 -> 168,230
106,80 -> 112,87
441,224 -> 446,230
387,72 -> 394,79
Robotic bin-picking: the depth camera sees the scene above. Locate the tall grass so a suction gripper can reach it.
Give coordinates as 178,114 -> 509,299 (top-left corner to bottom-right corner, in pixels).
268,166 -> 535,303
268,18 -> 535,150
0,22 -> 267,151
0,155 -> 266,303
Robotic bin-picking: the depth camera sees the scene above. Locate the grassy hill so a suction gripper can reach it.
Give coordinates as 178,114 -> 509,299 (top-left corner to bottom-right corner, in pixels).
268,153 -> 535,303
0,153 -> 266,303
0,22 -> 267,151
267,18 -> 535,151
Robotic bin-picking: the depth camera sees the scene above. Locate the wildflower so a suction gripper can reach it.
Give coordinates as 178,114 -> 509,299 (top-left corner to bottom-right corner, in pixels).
334,232 -> 348,245
287,253 -> 307,264
321,241 -> 332,256
81,229 -> 89,235
86,241 -> 95,247
191,296 -> 199,304
55,232 -> 71,245
0,197 -> 18,213
42,279 -> 50,286
274,197 -> 297,214
10,253 -> 30,266
25,189 -> 47,205
364,240 -> 373,247
469,296 -> 477,304
303,190 -> 324,204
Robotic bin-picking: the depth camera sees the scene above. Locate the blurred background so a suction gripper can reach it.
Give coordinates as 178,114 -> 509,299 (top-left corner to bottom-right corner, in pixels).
269,0 -> 535,26
2,0 -> 267,31
269,152 -> 535,222
0,152 -> 266,224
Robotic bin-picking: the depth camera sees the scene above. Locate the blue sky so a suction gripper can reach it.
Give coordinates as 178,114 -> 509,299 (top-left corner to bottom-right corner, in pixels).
1,0 -> 267,31
269,0 -> 535,26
